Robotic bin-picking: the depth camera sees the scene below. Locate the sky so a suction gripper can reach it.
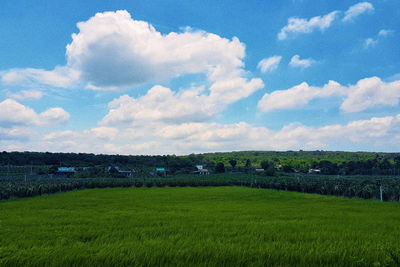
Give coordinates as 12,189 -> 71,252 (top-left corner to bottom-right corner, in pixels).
0,0 -> 400,155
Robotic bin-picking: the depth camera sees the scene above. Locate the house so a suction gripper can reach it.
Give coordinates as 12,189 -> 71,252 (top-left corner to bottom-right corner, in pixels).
107,166 -> 134,177
56,167 -> 76,176
192,165 -> 210,175
151,167 -> 166,176
308,168 -> 321,174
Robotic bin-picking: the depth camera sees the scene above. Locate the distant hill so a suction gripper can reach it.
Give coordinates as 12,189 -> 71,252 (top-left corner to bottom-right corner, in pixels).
200,150 -> 397,167
1,150 -> 399,175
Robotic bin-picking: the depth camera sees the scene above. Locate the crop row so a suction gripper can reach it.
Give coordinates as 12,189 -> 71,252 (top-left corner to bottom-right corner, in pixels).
1,174 -> 400,201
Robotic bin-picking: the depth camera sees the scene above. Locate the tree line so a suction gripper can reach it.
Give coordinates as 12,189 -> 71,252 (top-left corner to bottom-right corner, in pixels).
1,151 -> 400,176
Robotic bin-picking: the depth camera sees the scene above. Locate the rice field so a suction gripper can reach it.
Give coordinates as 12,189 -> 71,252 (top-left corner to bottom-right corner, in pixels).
1,187 -> 399,266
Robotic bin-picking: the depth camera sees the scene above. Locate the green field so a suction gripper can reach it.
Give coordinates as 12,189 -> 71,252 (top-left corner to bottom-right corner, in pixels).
1,187 -> 399,266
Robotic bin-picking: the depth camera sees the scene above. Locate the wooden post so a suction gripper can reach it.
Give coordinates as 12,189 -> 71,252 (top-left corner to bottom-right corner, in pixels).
380,186 -> 383,202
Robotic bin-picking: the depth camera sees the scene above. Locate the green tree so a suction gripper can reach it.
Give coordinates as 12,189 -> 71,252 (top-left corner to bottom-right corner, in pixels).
229,159 -> 237,169
261,160 -> 275,176
245,159 -> 251,168
260,161 -> 271,170
215,162 -> 225,173
49,165 -> 58,174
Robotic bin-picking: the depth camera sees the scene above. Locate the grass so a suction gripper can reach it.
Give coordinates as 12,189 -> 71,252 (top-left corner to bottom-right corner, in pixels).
1,187 -> 399,266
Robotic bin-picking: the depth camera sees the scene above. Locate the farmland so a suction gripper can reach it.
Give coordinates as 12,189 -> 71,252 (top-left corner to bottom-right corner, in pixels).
1,173 -> 400,201
1,187 -> 399,266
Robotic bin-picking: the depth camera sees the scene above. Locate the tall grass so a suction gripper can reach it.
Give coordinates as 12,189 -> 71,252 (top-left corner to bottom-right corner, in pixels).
1,187 -> 399,266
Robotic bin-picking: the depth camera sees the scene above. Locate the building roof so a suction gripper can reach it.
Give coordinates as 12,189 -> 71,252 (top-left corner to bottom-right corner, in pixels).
57,167 -> 76,172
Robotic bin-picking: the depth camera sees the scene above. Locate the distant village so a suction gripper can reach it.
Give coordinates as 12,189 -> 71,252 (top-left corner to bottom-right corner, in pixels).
54,165 -> 213,178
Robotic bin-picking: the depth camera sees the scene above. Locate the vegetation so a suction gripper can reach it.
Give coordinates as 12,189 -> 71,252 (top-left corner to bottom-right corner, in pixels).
1,187 -> 399,266
215,162 -> 225,173
2,150 -> 400,176
202,151 -> 400,175
1,173 -> 400,201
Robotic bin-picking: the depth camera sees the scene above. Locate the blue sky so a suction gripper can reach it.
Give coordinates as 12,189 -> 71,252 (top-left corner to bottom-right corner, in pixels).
1,0 -> 400,154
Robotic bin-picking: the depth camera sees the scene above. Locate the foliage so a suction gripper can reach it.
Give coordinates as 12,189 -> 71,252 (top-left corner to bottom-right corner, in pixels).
2,150 -> 400,176
228,159 -> 237,169
215,162 -> 225,173
245,159 -> 251,168
202,151 -> 400,175
1,173 -> 399,201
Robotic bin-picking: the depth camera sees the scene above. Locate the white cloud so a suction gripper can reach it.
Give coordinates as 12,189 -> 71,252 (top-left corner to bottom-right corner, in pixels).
0,10 -> 263,126
90,127 -> 119,140
6,90 -> 43,100
343,2 -> 374,22
341,77 -> 400,112
378,29 -> 394,37
0,99 -> 70,127
28,113 -> 400,154
1,67 -> 78,88
43,130 -> 80,141
289,55 -> 316,68
364,29 -> 394,49
363,38 -> 378,49
278,11 -> 338,40
38,108 -> 70,126
278,2 -> 375,40
1,10 -> 262,95
0,127 -> 33,141
258,76 -> 400,113
101,86 -> 215,125
258,81 -> 344,112
0,99 -> 40,127
101,77 -> 263,126
63,10 -> 260,93
257,56 -> 282,73
273,114 -> 400,148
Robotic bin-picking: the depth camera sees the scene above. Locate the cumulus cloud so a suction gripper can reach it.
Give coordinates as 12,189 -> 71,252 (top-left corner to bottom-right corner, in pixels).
273,114 -> 400,149
0,127 -> 33,141
66,10 -> 253,89
257,56 -> 282,73
90,127 -> 119,140
343,2 -> 374,22
0,99 -> 69,127
30,113 -> 400,154
278,11 -> 338,40
258,76 -> 400,113
101,77 -> 263,126
1,10 -> 261,95
39,108 -> 70,126
289,55 -> 316,69
101,86 -> 215,125
341,77 -> 400,112
6,90 -> 43,100
0,10 -> 263,126
258,81 -> 344,112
